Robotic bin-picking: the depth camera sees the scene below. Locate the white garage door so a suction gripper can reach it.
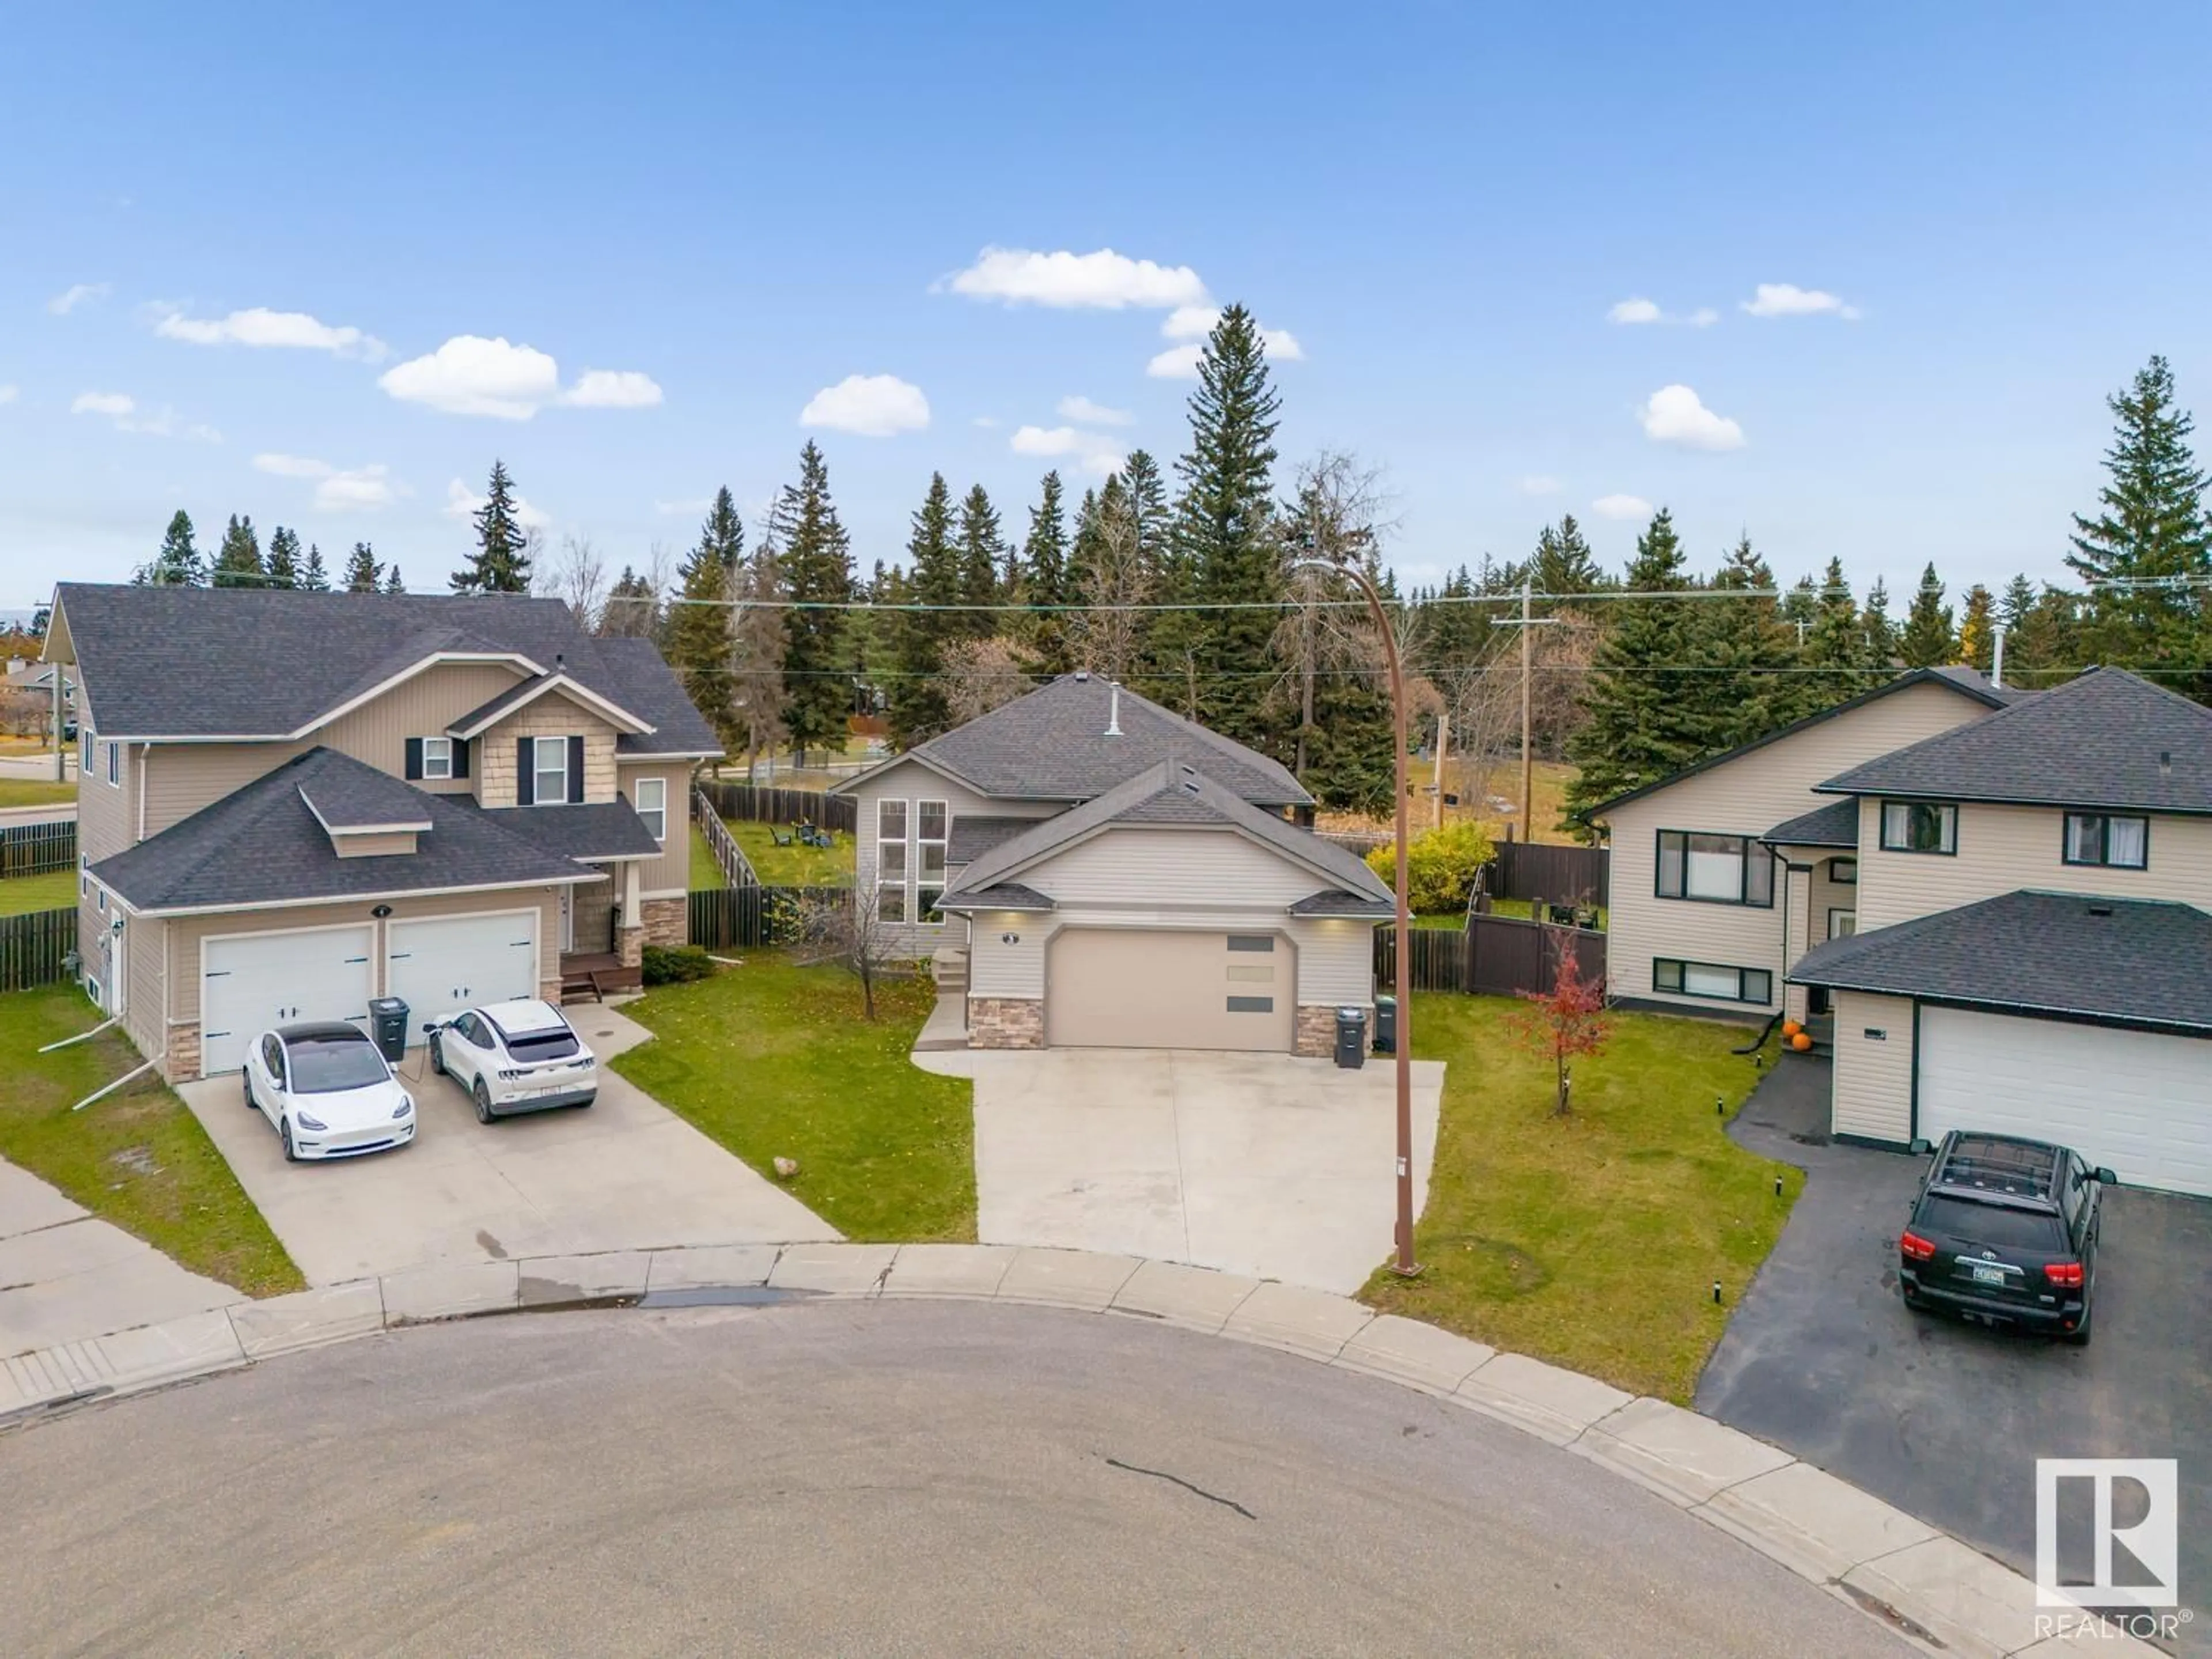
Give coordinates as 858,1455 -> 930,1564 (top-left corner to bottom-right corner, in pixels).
1046,929 -> 1295,1052
201,925 -> 375,1076
385,910 -> 540,1045
1918,1007 -> 2212,1197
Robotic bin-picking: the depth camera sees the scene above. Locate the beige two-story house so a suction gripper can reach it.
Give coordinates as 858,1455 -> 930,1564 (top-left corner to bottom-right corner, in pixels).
44,583 -> 720,1082
831,672 -> 1393,1056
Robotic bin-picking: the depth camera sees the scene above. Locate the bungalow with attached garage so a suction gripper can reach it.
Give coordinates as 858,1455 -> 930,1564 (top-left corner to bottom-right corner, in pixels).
830,672 -> 1395,1055
42,582 -> 722,1082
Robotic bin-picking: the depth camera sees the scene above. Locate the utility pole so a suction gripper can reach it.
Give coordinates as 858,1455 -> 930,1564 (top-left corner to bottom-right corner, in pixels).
1430,709 -> 1449,830
1491,579 -> 1558,842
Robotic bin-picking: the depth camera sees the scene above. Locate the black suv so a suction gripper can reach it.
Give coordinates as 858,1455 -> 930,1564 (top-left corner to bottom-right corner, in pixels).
1897,1131 -> 2116,1344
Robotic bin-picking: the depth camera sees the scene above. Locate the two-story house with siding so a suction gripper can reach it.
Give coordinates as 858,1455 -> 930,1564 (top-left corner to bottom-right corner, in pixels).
43,583 -> 720,1082
1789,668 -> 2212,1197
830,672 -> 1395,1055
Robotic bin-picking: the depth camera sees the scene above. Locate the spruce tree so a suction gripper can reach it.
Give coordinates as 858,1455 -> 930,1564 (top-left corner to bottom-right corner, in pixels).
955,483 -> 1006,637
1169,306 -> 1283,746
1800,557 -> 1878,705
211,514 -> 265,587
1699,535 -> 1802,736
452,460 -> 533,594
1562,509 -> 1712,832
774,441 -> 854,766
344,542 -> 381,593
147,510 -> 203,585
669,489 -> 745,751
2010,586 -> 2081,685
1862,578 -> 1899,668
1023,471 -> 1070,674
1998,573 -> 2037,631
1899,563 -> 1954,666
2065,355 -> 2211,685
603,567 -> 660,637
1529,514 -> 1603,600
300,542 -> 331,592
384,565 -> 405,594
887,474 -> 959,747
266,526 -> 302,589
1956,584 -> 1995,673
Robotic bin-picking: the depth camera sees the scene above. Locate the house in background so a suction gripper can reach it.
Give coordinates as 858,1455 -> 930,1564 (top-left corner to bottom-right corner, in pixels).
831,673 -> 1392,1055
43,584 -> 720,1082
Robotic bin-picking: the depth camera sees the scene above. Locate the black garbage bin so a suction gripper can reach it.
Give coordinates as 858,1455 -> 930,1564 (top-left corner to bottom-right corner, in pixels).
1372,994 -> 1397,1055
368,997 -> 410,1064
1335,1006 -> 1366,1070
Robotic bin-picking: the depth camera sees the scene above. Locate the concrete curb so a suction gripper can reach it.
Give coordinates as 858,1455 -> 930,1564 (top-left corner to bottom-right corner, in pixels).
0,1242 -> 2157,1659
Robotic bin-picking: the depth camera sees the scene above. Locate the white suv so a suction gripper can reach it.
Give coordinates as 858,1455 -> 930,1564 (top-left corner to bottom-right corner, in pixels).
429,998 -> 597,1122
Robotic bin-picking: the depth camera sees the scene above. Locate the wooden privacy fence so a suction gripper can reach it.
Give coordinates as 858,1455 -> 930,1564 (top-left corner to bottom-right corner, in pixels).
0,907 -> 76,991
697,781 -> 857,833
1374,915 -> 1607,999
687,885 -> 853,950
1490,839 -> 1609,908
0,819 -> 75,878
690,787 -> 759,888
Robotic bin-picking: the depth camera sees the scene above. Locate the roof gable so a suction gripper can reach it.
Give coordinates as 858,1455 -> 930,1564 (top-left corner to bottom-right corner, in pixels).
1816,667 -> 2212,813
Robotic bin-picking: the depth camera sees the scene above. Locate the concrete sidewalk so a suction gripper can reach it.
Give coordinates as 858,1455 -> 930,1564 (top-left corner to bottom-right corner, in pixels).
0,1158 -> 243,1359
2,1242 -> 2151,1659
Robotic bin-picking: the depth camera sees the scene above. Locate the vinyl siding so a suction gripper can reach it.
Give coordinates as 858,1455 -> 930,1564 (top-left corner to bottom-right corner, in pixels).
78,728 -> 137,862
123,915 -> 165,1058
1855,798 -> 2212,931
968,906 -> 1374,1009
475,694 -> 620,808
164,887 -> 563,1025
1830,991 -> 1915,1144
1601,681 -> 1995,1014
1026,826 -> 1332,909
846,759 -> 1060,958
620,762 -> 693,895
143,742 -> 302,838
332,830 -> 418,858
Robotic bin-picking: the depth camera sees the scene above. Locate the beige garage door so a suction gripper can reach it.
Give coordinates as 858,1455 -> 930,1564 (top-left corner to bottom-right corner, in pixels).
1046,928 -> 1294,1052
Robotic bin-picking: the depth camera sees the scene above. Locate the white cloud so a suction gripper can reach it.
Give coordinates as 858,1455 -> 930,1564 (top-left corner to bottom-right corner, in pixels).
1688,308 -> 1719,327
970,415 -> 999,429
1741,282 -> 1859,320
654,497 -> 714,517
0,385 -> 17,405
1592,494 -> 1654,521
1009,424 -> 1124,475
47,283 -> 109,316
563,368 -> 664,408
252,452 -> 331,478
1056,394 -> 1133,426
1262,327 -> 1305,361
1519,475 -> 1562,495
1161,304 -> 1220,340
70,391 -> 218,441
155,305 -> 388,361
1638,384 -> 1746,452
941,246 -> 1207,310
71,391 -> 134,418
799,373 -> 929,437
253,452 -> 400,510
445,476 -> 551,531
378,334 -> 661,419
1146,325 -> 1302,379
1607,298 -> 1662,325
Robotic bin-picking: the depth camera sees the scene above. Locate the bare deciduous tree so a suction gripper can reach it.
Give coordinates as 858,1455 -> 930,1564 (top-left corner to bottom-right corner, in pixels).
730,539 -> 789,778
781,888 -> 901,1020
539,535 -> 609,630
1074,507 -> 1148,681
941,636 -> 1036,725
1271,452 -> 1404,775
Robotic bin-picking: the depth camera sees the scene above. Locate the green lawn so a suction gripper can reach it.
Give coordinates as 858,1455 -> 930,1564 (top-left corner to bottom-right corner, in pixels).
1362,994 -> 1797,1404
612,958 -> 974,1242
0,779 -> 75,808
725,819 -> 856,887
689,823 -> 726,890
0,984 -> 304,1297
1412,899 -> 1608,930
0,868 -> 75,915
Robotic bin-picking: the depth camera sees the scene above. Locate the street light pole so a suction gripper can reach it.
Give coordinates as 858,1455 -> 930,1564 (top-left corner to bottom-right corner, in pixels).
1299,557 -> 1418,1277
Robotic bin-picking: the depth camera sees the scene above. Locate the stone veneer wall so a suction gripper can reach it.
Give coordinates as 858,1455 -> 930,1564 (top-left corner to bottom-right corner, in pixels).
968,997 -> 1044,1050
641,897 -> 687,948
1293,1005 -> 1339,1059
162,1024 -> 202,1085
618,925 -> 645,968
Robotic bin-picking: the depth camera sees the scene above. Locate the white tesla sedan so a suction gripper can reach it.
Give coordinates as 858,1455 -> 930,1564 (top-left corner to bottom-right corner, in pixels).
243,1023 -> 417,1161
428,998 -> 597,1122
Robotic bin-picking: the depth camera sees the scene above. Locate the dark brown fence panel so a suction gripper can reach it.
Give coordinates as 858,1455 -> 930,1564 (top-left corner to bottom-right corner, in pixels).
696,781 -> 857,834
0,907 -> 76,991
686,885 -> 851,950
1492,839 -> 1609,908
1374,915 -> 1605,1001
0,820 -> 76,878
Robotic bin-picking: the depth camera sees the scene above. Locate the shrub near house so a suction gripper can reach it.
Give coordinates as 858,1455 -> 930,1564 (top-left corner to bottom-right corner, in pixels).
1365,821 -> 1494,915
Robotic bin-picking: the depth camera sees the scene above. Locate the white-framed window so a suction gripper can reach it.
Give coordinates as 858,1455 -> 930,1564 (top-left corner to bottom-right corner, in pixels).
105,741 -> 119,787
1828,910 -> 1857,940
79,852 -> 88,898
2063,812 -> 2147,870
1653,957 -> 1772,1005
917,799 -> 948,926
96,886 -> 107,914
78,727 -> 93,775
532,736 -> 569,806
1880,800 -> 1956,854
633,777 -> 666,840
1654,830 -> 1773,907
421,736 -> 453,780
877,798 -> 909,922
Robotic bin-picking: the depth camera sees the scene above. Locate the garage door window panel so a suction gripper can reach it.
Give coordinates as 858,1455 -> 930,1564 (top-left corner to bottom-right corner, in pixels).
1226,995 -> 1275,1013
2063,812 -> 2146,870
1880,801 -> 1957,855
1654,831 -> 1772,906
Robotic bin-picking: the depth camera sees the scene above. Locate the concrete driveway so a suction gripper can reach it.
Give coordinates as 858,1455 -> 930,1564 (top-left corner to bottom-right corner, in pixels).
178,1006 -> 836,1286
920,1046 -> 1443,1293
1698,1058 -> 2212,1619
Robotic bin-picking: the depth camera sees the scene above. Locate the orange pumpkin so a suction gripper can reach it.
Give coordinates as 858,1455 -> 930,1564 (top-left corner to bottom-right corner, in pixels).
1790,1031 -> 1814,1052
1780,1019 -> 1801,1038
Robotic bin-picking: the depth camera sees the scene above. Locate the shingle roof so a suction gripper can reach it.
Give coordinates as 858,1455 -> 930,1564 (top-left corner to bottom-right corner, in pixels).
51,583 -> 719,756
1578,666 -> 2011,821
1787,890 -> 2212,1035
946,816 -> 1043,866
1816,667 -> 2212,813
465,800 -> 664,862
1289,889 -> 1396,917
834,672 -> 1309,806
934,882 -> 1055,913
955,759 -> 1389,903
90,748 -> 599,914
1763,799 -> 1859,849
298,764 -> 435,832
447,672 -> 652,738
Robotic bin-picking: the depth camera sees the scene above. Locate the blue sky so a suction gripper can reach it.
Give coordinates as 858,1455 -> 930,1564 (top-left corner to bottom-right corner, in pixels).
4,2 -> 2209,612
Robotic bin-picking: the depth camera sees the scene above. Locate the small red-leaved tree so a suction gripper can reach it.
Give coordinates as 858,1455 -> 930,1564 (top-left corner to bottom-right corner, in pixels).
1510,940 -> 1609,1116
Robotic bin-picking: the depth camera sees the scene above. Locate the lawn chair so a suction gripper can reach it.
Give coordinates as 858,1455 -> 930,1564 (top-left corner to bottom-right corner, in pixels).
770,826 -> 795,848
